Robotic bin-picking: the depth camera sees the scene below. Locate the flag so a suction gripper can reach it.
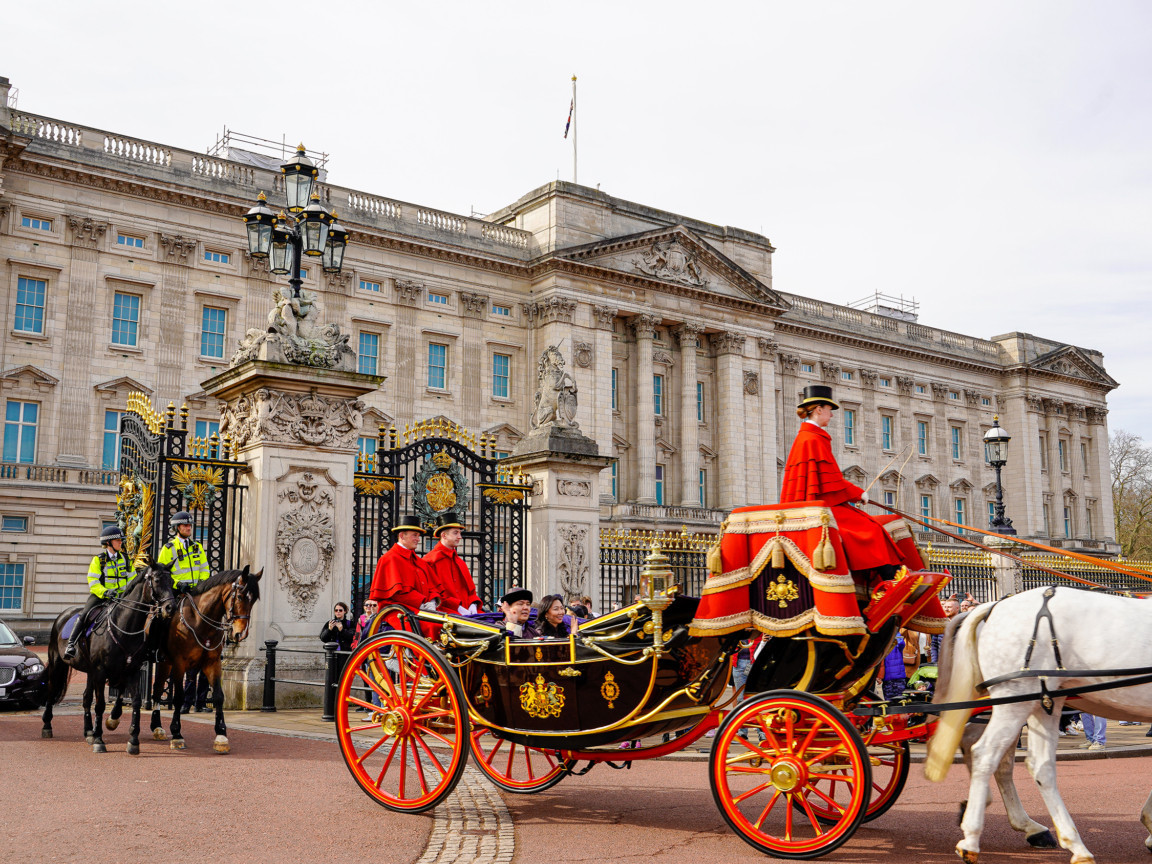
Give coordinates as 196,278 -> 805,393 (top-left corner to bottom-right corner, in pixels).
563,99 -> 573,139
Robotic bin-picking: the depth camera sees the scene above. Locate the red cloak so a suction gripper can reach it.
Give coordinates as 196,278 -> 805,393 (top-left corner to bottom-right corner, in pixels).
369,543 -> 439,611
780,422 -> 901,571
422,544 -> 481,613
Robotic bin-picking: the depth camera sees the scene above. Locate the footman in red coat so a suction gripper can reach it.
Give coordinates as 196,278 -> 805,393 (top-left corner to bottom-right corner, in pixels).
423,512 -> 482,615
369,515 -> 440,635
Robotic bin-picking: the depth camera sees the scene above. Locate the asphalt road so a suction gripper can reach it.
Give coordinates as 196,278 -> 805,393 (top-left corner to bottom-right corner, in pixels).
7,706 -> 1152,864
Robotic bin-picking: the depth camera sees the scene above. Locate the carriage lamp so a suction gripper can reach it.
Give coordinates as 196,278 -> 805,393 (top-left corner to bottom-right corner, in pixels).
242,192 -> 277,259
281,143 -> 318,213
640,541 -> 675,653
268,216 -> 293,276
983,417 -> 1016,535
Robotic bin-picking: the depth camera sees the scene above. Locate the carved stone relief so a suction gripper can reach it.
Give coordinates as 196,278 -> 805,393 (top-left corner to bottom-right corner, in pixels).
1086,406 -> 1108,425
632,240 -> 706,286
67,215 -> 109,248
859,369 -> 878,387
1042,397 -> 1065,415
1025,395 -> 1044,413
219,387 -> 365,449
743,370 -> 759,395
573,341 -> 594,368
630,313 -> 660,340
964,388 -> 981,407
556,522 -> 590,601
395,279 -> 423,305
896,375 -> 914,395
652,348 -> 674,367
231,287 -> 356,371
930,382 -> 949,400
591,304 -> 618,330
779,354 -> 801,374
675,322 -> 705,347
159,233 -> 197,261
758,337 -> 779,358
821,363 -> 841,383
459,291 -> 488,318
326,270 -> 354,294
275,471 -> 336,620
712,332 -> 746,356
529,345 -> 579,432
522,297 -> 577,324
244,250 -> 270,275
556,479 -> 591,497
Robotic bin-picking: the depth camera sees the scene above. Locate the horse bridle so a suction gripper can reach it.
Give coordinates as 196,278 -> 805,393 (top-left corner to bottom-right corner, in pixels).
178,574 -> 252,651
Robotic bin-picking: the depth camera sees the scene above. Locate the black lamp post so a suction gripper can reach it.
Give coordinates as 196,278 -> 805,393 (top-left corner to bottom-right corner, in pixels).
983,416 -> 1016,535
242,143 -> 346,298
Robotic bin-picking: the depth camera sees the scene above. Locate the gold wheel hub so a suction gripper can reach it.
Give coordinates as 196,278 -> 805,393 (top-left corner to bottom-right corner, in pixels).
770,758 -> 805,792
380,708 -> 410,737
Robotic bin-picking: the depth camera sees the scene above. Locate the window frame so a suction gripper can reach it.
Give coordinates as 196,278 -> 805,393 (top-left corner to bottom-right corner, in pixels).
950,425 -> 963,460
653,373 -> 664,416
3,400 -> 38,465
427,342 -> 449,390
655,464 -> 664,506
14,275 -> 47,336
102,409 -> 126,470
358,331 -> 380,376
696,381 -> 705,423
491,303 -> 512,317
115,232 -> 145,249
428,291 -> 450,307
843,408 -> 856,446
881,415 -> 894,451
611,368 -> 619,412
199,305 -> 228,360
110,291 -> 142,348
359,278 -> 382,293
203,249 -> 231,265
21,215 -> 52,232
916,420 -> 928,456
0,561 -> 26,612
492,352 -> 511,400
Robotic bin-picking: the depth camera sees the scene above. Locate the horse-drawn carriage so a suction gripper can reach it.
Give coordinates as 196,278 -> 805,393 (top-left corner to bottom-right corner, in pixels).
336,502 -> 951,859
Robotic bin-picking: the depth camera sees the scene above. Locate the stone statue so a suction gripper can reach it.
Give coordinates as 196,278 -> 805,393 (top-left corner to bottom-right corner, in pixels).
231,287 -> 357,371
530,345 -> 579,432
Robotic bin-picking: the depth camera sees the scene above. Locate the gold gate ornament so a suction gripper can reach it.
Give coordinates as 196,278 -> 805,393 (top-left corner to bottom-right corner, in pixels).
425,473 -> 457,511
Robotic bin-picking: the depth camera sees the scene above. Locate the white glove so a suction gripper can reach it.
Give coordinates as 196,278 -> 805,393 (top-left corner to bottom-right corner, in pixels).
457,605 -> 471,616
467,603 -> 478,615
860,491 -> 870,505
419,600 -> 438,612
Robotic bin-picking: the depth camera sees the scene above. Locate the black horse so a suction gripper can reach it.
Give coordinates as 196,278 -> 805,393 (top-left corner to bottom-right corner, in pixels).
40,559 -> 177,753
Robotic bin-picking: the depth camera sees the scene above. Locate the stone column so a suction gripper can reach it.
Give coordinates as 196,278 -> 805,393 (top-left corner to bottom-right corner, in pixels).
631,313 -> 659,505
758,337 -> 781,503
713,331 -> 747,508
203,360 -> 383,709
459,291 -> 488,422
393,279 -> 423,421
777,353 -> 801,490
1087,406 -> 1115,541
675,323 -> 704,506
591,305 -> 618,504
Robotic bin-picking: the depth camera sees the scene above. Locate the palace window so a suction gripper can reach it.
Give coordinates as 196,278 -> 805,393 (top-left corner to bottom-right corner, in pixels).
981,397 -> 992,406
194,419 -> 219,441
697,382 -> 705,422
843,409 -> 856,446
359,279 -> 381,293
492,353 -> 510,399
917,421 -> 928,456
880,377 -> 891,388
610,461 -> 618,500
881,415 -> 893,451
116,233 -> 144,248
428,343 -> 447,389
884,490 -> 896,507
14,277 -> 46,335
492,304 -> 511,317
915,384 -> 926,394
955,498 -> 966,534
3,401 -> 38,464
920,494 -> 932,521
988,501 -> 996,526
1043,502 -> 1051,534
951,425 -> 962,460
22,216 -> 51,231
611,368 -> 618,411
203,250 -> 230,264
801,363 -> 815,374
200,307 -> 227,359
111,292 -> 140,347
1039,434 -> 1048,471
1058,439 -> 1068,472
0,563 -> 25,610
1086,505 -> 1094,538
655,465 -> 664,505
653,374 -> 664,416
429,292 -> 449,306
103,410 -> 125,470
842,371 -> 854,381
358,436 -> 377,470
1063,506 -> 1072,538
358,332 -> 379,376
699,468 -> 707,508
948,391 -> 960,400
1,516 -> 27,533
1081,442 -> 1088,474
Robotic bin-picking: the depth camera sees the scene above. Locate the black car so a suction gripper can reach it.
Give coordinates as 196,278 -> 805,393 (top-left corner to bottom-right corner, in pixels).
0,618 -> 47,709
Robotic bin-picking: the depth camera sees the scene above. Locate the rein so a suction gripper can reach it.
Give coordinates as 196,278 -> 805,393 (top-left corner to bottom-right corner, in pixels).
177,578 -> 252,652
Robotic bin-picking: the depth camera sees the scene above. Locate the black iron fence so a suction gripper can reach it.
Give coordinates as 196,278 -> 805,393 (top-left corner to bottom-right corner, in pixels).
598,527 -> 714,611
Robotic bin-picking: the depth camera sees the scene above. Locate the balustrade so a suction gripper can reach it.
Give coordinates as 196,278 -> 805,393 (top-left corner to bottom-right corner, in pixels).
103,135 -> 172,166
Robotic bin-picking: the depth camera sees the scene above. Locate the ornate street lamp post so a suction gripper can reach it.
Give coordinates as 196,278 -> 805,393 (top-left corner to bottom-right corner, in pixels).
983,416 -> 1016,535
242,144 -> 345,297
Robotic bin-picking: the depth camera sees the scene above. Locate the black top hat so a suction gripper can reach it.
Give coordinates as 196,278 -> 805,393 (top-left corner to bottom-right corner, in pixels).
798,385 -> 840,410
500,587 -> 533,605
390,516 -> 426,534
432,512 -> 465,538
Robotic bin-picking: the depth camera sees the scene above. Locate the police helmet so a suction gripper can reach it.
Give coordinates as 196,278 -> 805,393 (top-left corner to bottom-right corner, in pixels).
170,511 -> 194,527
100,525 -> 125,545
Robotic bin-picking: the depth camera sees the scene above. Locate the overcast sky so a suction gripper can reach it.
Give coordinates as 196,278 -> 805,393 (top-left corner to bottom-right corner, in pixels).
6,1 -> 1150,437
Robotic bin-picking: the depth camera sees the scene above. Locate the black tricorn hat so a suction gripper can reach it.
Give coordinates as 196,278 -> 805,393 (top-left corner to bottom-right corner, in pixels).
390,516 -> 426,534
432,512 -> 465,538
500,587 -> 533,605
798,385 -> 840,410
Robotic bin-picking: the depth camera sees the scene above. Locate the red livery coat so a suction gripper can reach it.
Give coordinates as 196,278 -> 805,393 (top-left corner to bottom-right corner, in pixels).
369,543 -> 439,611
780,422 -> 901,571
422,544 -> 481,613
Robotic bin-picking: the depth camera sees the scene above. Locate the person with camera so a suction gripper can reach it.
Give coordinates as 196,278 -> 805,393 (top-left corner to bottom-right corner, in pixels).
64,525 -> 133,660
320,601 -> 355,651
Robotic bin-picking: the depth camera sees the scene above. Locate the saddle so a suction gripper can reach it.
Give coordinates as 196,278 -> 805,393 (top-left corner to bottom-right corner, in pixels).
61,604 -> 111,641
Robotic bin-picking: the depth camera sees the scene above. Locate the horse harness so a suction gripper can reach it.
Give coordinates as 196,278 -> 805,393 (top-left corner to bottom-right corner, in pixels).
178,575 -> 251,652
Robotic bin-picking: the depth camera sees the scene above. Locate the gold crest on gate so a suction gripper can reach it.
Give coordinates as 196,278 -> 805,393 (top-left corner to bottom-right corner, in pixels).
519,674 -> 564,719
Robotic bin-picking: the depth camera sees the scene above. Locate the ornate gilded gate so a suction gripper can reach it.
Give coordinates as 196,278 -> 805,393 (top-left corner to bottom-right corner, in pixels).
117,393 -> 248,571
351,418 -> 532,611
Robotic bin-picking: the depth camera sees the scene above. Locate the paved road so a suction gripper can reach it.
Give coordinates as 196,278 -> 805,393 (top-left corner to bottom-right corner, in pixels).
8,705 -> 1152,864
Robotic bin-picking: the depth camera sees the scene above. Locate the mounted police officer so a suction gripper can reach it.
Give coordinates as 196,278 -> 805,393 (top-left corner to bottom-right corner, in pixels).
157,511 -> 210,590
157,510 -> 212,710
64,525 -> 132,660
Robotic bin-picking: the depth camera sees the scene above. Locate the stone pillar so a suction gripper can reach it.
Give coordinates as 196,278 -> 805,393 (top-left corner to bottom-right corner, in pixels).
591,305 -> 618,504
631,314 -> 659,505
758,337 -> 781,503
675,323 -> 704,506
511,422 -> 610,611
459,291 -> 488,422
985,535 -> 1023,599
202,360 -> 383,708
714,331 -> 747,508
777,353 -> 801,491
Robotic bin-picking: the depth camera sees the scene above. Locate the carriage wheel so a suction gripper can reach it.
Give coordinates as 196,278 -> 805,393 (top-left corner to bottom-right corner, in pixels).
468,727 -> 569,793
795,739 -> 909,825
336,630 -> 468,813
710,690 -> 871,860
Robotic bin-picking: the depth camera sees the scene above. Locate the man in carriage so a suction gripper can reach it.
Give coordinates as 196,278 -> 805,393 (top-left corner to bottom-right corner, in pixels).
422,512 -> 482,616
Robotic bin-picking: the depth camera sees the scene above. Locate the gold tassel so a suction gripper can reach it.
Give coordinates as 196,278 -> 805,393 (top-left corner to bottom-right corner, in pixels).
706,539 -> 723,576
821,539 -> 836,571
771,537 -> 785,570
811,539 -> 825,571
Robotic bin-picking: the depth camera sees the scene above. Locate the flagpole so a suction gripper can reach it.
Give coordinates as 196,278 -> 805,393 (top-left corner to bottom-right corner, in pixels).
571,74 -> 577,184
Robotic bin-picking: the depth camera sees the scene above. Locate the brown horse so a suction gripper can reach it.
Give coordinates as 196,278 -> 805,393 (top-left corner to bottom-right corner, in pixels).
148,566 -> 260,753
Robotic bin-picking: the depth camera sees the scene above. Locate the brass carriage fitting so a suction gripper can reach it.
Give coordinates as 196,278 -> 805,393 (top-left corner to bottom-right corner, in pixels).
639,540 -> 675,654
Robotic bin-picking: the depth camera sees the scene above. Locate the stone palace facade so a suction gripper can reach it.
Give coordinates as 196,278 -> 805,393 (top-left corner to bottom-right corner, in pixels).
0,75 -> 1118,625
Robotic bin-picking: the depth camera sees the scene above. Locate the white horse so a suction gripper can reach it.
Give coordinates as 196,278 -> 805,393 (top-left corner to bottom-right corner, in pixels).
925,586 -> 1152,864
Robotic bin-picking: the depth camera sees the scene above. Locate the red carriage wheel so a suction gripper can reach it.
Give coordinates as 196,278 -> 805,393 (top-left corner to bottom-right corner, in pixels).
797,739 -> 910,825
336,631 -> 468,813
468,727 -> 570,793
710,690 -> 871,859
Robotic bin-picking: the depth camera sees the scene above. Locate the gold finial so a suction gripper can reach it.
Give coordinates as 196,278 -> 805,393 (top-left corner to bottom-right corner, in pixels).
179,403 -> 189,430
209,432 -> 219,460
389,425 -> 397,449
166,401 -> 177,429
257,191 -> 267,202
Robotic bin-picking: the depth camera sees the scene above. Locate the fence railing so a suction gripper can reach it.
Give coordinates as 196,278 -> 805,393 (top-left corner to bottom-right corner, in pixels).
922,545 -> 999,601
261,641 -> 355,721
0,462 -> 120,486
599,527 -> 714,611
1019,556 -> 1152,595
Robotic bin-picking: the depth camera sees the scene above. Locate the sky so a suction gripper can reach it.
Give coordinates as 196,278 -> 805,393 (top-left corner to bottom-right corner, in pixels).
5,1 -> 1150,436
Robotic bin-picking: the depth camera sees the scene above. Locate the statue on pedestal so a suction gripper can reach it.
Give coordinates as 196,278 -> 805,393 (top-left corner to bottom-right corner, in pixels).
530,345 -> 579,432
231,287 -> 356,371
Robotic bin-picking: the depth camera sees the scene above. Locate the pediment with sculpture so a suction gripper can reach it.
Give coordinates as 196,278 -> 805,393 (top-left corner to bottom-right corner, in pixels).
1027,345 -> 1117,388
